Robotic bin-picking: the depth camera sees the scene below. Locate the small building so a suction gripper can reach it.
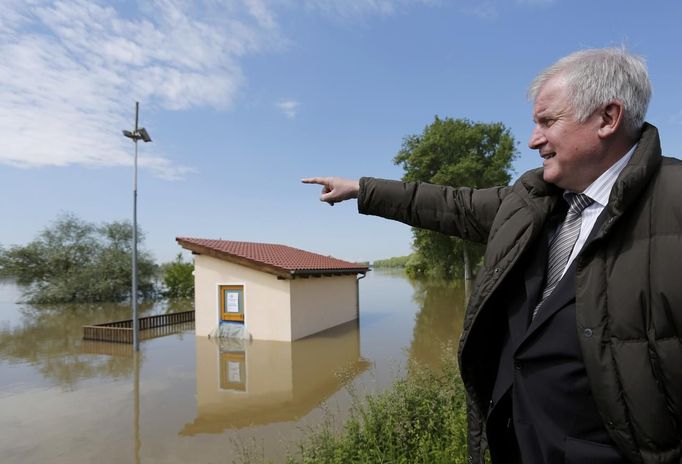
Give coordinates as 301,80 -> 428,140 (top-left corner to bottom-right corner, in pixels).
176,237 -> 369,341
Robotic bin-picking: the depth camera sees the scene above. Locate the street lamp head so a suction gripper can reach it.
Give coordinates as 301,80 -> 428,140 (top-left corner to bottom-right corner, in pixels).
122,128 -> 152,143
138,127 -> 152,143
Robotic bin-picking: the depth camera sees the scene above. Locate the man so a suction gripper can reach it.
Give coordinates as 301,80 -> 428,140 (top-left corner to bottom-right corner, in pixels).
303,48 -> 682,463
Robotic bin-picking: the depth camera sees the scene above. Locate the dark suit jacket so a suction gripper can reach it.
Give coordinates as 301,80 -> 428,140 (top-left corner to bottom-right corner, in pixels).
486,213 -> 628,464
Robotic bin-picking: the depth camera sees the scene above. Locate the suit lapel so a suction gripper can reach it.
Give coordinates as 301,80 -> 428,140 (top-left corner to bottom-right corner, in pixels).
525,260 -> 578,336
519,208 -> 610,346
506,208 -> 564,349
508,236 -> 547,348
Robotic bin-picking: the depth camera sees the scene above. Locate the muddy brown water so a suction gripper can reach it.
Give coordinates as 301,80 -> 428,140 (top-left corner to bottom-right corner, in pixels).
0,271 -> 467,463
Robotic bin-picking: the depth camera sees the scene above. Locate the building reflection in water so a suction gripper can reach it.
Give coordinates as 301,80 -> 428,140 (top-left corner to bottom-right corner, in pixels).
181,319 -> 369,435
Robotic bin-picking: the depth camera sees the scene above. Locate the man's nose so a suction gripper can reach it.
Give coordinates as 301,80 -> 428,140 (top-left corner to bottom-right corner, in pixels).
528,127 -> 546,149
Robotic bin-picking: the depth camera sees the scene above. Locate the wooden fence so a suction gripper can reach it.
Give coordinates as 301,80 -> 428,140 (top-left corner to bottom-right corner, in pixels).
83,310 -> 195,344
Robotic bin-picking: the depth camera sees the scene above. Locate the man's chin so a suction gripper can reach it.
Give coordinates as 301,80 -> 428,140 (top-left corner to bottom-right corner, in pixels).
542,170 -> 557,184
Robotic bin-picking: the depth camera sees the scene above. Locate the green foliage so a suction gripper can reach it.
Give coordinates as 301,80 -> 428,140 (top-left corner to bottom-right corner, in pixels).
394,117 -> 517,279
0,213 -> 156,304
394,116 -> 516,187
371,255 -> 411,268
161,253 -> 194,299
280,347 -> 469,464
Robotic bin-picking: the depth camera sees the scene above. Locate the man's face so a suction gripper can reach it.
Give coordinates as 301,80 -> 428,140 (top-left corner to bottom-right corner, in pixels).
528,77 -> 604,192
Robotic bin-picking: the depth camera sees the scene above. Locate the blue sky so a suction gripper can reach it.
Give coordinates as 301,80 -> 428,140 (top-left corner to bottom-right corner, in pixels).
1,0 -> 681,264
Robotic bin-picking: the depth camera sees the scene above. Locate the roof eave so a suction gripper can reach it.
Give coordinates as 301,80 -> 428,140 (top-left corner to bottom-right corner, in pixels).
289,268 -> 369,277
176,238 -> 292,279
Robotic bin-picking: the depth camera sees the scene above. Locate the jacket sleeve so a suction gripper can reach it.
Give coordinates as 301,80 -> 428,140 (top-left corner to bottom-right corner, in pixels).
357,177 -> 510,244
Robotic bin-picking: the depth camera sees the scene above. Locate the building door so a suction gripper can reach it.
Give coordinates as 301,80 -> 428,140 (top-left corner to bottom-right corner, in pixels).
219,285 -> 244,323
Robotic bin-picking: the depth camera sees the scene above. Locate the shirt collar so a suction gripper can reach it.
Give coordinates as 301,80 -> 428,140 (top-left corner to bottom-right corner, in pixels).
565,143 -> 637,207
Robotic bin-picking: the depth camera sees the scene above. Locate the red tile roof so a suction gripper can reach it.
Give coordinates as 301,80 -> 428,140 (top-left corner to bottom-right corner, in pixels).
176,237 -> 368,278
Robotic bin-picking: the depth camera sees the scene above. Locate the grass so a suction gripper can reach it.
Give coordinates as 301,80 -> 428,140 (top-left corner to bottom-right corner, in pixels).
236,346 -> 470,464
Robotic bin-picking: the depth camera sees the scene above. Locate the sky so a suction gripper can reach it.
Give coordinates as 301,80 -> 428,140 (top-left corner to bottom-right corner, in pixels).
1,0 -> 681,264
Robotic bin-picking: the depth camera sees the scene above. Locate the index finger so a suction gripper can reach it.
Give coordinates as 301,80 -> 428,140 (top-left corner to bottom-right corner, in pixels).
301,177 -> 328,185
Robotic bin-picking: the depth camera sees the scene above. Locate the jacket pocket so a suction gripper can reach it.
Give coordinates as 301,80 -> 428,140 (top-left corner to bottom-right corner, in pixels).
564,436 -> 626,464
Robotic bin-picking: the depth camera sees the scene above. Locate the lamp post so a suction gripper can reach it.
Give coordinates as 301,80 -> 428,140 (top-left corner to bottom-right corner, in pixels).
123,102 -> 152,351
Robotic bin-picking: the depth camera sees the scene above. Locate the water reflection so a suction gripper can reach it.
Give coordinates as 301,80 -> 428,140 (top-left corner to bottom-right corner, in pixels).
0,288 -> 193,389
406,276 -> 468,371
181,320 -> 370,435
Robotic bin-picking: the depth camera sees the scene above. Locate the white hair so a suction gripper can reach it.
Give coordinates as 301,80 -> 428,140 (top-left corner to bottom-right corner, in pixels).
528,48 -> 652,137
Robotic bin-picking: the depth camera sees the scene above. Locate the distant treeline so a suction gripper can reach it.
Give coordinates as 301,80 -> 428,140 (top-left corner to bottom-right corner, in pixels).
372,255 -> 411,268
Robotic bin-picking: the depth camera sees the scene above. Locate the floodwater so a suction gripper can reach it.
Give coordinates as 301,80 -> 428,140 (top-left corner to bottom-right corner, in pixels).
0,271 -> 468,464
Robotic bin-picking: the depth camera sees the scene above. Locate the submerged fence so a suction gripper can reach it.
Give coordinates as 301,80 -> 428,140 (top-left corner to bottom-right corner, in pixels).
83,310 -> 195,344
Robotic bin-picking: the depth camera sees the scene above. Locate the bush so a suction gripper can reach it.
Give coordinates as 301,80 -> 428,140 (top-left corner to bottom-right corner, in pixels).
284,347 -> 469,464
161,253 -> 194,298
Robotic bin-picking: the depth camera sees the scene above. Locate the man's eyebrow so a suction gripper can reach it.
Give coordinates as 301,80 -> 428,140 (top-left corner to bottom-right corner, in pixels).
539,106 -> 558,117
532,106 -> 547,119
533,112 -> 550,124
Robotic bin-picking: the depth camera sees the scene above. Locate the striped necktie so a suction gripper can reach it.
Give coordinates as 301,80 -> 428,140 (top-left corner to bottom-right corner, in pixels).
532,193 -> 594,319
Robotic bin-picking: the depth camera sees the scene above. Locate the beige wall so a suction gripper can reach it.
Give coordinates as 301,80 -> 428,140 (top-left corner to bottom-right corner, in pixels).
290,275 -> 359,340
193,255 -> 292,341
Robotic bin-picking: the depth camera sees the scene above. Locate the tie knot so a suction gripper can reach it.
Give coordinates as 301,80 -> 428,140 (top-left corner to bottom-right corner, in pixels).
567,193 -> 594,215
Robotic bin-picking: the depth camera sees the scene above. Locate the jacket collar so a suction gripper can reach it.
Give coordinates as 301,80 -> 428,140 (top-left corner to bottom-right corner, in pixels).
607,122 -> 662,220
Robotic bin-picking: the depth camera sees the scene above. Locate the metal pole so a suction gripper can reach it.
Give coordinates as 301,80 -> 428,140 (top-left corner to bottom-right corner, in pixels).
133,351 -> 141,463
132,102 -> 140,351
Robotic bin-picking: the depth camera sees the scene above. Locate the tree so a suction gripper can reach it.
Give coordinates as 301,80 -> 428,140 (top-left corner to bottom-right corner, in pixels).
161,253 -> 194,299
393,117 -> 517,280
0,213 -> 156,304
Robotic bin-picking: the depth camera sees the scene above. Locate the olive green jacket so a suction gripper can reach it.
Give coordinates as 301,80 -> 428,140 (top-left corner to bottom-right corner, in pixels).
358,123 -> 682,463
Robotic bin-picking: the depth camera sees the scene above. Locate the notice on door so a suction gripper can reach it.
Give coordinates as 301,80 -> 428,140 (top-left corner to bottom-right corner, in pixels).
226,292 -> 240,313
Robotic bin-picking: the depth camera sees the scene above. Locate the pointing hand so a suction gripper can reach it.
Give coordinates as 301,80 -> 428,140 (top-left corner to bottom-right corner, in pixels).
301,177 -> 360,205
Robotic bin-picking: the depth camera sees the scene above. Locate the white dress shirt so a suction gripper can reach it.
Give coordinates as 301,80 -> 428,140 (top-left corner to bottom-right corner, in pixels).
559,144 -> 636,279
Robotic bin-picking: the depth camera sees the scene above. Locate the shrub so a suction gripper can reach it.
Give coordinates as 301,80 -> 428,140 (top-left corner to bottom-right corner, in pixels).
161,253 -> 194,299
285,347 -> 469,464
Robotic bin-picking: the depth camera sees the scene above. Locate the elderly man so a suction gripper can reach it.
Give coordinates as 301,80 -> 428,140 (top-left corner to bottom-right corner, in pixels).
303,48 -> 682,463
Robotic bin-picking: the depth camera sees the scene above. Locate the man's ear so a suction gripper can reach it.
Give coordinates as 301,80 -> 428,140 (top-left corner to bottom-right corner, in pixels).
597,100 -> 625,139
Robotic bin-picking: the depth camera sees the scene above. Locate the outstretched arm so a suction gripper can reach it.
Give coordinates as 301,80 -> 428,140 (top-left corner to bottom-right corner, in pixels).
303,176 -> 508,243
301,177 -> 360,205
358,177 -> 509,244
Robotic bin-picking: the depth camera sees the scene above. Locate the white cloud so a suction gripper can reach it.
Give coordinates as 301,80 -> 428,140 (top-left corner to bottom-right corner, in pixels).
460,1 -> 498,19
516,0 -> 556,6
302,0 -> 397,16
296,0 -> 502,20
299,0 -> 438,18
276,99 -> 300,118
0,0 -> 281,179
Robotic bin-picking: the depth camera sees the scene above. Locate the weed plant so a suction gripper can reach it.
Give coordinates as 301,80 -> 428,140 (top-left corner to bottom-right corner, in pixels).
282,346 -> 469,464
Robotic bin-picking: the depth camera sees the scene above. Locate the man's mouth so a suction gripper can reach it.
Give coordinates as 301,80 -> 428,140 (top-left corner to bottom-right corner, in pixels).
541,152 -> 556,160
